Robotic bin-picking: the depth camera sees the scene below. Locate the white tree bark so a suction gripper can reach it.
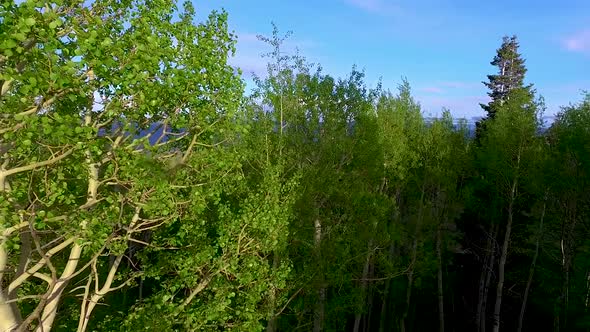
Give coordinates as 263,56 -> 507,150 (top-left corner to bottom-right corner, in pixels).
402,186 -> 425,332
353,239 -> 374,332
313,218 -> 324,332
492,178 -> 517,332
477,223 -> 498,332
437,223 -> 445,332
517,195 -> 547,332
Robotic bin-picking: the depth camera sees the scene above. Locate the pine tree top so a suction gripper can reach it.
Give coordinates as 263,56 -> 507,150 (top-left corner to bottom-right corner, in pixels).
480,35 -> 531,118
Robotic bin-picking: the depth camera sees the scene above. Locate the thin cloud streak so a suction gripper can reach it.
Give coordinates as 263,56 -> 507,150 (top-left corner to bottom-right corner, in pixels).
420,87 -> 444,94
229,55 -> 267,78
344,0 -> 404,15
438,81 -> 481,89
231,31 -> 320,79
417,95 -> 490,118
418,81 -> 482,94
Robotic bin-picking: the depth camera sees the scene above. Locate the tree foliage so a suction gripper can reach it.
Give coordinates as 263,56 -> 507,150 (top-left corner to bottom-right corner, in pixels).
1,2 -> 589,331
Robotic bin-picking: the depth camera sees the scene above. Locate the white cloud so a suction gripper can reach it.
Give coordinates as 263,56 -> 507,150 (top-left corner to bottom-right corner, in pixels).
229,54 -> 267,78
417,95 -> 489,118
230,31 -> 319,79
562,29 -> 590,54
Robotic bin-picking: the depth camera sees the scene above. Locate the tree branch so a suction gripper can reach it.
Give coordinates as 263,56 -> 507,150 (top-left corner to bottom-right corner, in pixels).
182,133 -> 198,163
0,222 -> 29,283
77,207 -> 141,331
181,274 -> 213,308
16,89 -> 70,118
1,79 -> 13,97
36,242 -> 83,332
8,237 -> 75,294
0,147 -> 74,178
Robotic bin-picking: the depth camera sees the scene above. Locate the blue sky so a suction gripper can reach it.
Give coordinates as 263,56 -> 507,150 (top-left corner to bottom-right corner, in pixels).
195,0 -> 589,120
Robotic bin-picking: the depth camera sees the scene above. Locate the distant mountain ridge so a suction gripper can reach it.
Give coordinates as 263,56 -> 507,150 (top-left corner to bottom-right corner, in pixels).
423,114 -> 556,135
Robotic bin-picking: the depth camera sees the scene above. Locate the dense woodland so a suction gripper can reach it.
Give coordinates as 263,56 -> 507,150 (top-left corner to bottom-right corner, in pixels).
1,1 -> 590,331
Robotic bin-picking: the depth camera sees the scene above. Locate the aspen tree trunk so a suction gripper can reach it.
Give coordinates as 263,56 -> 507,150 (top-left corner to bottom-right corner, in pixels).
585,272 -> 590,332
268,89 -> 284,332
38,114 -> 97,332
563,218 -> 577,330
77,209 -> 141,332
313,218 -> 325,332
0,158 -> 21,331
381,189 -> 401,332
354,240 -> 373,332
478,223 -> 498,332
560,240 -> 571,331
476,225 -> 494,332
401,185 -> 426,332
266,254 -> 280,332
492,178 -> 518,332
0,146 -> 75,331
378,243 -> 395,332
0,228 -> 22,331
37,244 -> 83,332
365,261 -> 375,332
555,203 -> 576,332
437,223 -> 445,332
378,281 -> 389,332
475,226 -> 494,332
517,195 -> 547,332
355,177 -> 387,332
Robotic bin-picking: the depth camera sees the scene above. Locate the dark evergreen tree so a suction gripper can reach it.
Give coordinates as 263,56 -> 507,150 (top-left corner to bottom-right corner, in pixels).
482,36 -> 529,113
476,35 -> 533,140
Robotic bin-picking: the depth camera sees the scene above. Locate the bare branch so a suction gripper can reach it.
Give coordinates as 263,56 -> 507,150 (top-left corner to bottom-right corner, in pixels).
0,148 -> 74,178
15,89 -> 71,118
182,133 -> 198,163
1,79 -> 13,97
1,222 -> 29,238
36,242 -> 83,332
76,274 -> 93,331
1,222 -> 29,283
107,273 -> 140,293
181,273 -> 213,308
32,273 -> 53,285
8,238 -> 75,294
2,295 -> 43,305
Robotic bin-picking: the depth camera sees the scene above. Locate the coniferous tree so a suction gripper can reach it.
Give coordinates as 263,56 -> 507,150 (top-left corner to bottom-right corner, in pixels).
477,36 -> 533,140
483,36 -> 528,110
470,36 -> 542,332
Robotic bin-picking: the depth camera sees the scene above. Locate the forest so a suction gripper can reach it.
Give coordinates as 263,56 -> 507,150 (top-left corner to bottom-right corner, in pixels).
1,0 -> 589,331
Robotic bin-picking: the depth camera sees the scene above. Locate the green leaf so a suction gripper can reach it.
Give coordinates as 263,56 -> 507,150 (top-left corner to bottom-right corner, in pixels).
101,37 -> 113,46
49,19 -> 62,29
24,17 -> 36,26
13,33 -> 27,41
4,39 -> 17,49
